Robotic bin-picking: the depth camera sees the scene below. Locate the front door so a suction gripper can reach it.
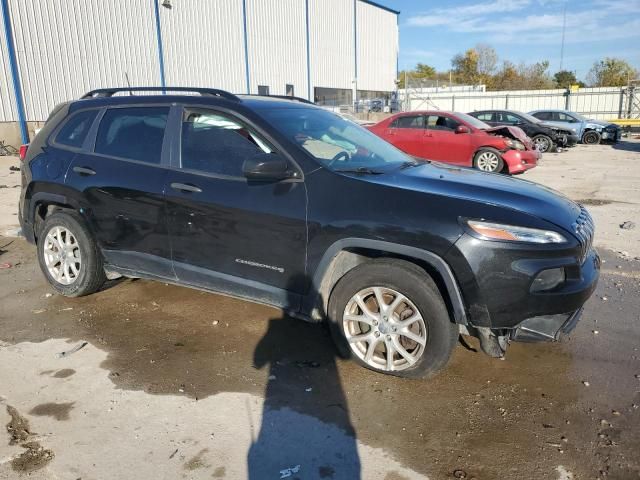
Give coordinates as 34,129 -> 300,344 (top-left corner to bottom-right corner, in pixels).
384,114 -> 432,158
426,114 -> 472,165
67,105 -> 173,277
164,107 -> 307,308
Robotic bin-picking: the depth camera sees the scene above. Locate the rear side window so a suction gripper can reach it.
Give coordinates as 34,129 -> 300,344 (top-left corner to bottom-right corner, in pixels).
55,109 -> 97,148
533,111 -> 551,121
474,112 -> 493,121
391,115 -> 424,129
95,107 -> 168,164
181,109 -> 272,177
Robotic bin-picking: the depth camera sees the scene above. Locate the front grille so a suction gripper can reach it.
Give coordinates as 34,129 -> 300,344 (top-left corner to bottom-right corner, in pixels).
573,206 -> 595,264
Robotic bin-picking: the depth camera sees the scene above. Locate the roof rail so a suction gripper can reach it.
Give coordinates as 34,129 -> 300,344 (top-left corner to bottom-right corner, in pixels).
81,87 -> 240,102
243,94 -> 315,105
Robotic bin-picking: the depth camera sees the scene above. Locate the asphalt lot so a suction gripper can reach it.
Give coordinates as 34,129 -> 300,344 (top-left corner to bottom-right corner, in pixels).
1,140 -> 640,479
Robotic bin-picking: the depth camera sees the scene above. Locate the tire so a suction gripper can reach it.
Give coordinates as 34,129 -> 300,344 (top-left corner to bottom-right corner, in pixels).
37,211 -> 106,297
473,148 -> 504,173
327,259 -> 458,379
582,130 -> 601,145
532,134 -> 553,153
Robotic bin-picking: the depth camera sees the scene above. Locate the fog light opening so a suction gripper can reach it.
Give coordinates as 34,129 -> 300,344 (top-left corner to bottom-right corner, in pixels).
531,267 -> 565,292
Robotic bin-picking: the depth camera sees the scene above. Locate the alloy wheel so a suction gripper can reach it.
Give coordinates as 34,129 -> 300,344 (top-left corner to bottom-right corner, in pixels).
43,226 -> 82,285
343,286 -> 427,372
534,136 -> 551,153
476,151 -> 501,172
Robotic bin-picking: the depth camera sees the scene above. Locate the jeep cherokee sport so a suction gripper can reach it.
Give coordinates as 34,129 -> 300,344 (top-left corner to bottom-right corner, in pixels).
18,87 -> 599,378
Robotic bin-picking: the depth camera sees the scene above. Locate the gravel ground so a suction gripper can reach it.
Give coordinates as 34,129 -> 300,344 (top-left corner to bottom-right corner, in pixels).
1,140 -> 639,479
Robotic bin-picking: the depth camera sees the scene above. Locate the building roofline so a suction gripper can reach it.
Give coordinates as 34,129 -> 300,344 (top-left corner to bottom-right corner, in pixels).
359,0 -> 400,15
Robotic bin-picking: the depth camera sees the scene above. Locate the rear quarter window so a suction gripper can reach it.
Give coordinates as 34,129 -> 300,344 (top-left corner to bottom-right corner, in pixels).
54,109 -> 98,148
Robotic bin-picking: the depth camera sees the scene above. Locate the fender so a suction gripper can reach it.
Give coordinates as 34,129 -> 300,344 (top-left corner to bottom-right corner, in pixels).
306,238 -> 468,324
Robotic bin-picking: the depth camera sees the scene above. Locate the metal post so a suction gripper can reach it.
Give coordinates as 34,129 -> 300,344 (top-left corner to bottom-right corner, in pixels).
564,88 -> 571,110
505,94 -> 509,109
451,95 -> 455,111
241,0 -> 250,94
152,0 -> 167,93
1,0 -> 28,144
352,0 -> 358,112
305,0 -> 311,101
618,88 -> 625,118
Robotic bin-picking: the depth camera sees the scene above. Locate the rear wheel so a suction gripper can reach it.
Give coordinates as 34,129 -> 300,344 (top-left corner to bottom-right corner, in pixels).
327,259 -> 458,378
37,211 -> 106,297
532,134 -> 553,153
473,148 -> 504,173
582,130 -> 601,145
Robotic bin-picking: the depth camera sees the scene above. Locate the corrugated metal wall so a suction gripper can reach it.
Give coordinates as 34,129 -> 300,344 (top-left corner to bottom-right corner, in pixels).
0,10 -> 17,122
0,0 -> 398,123
159,0 -> 246,92
246,0 -> 307,96
357,1 -> 397,92
309,0 -> 354,96
7,0 -> 160,121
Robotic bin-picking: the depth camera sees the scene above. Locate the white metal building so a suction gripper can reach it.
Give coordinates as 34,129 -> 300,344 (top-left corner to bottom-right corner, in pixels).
0,0 -> 399,144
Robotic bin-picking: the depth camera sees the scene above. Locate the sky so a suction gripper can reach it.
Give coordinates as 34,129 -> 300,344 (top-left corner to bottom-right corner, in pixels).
380,0 -> 640,82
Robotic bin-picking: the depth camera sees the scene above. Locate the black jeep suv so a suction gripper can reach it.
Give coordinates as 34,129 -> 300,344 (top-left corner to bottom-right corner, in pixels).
19,87 -> 599,378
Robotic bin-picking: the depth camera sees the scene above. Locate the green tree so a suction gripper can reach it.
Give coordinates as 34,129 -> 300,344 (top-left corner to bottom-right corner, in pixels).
587,58 -> 638,86
397,63 -> 437,88
553,70 -> 578,88
451,48 -> 480,84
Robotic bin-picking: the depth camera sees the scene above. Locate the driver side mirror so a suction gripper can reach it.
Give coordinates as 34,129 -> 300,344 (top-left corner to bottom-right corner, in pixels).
242,153 -> 293,181
455,125 -> 470,134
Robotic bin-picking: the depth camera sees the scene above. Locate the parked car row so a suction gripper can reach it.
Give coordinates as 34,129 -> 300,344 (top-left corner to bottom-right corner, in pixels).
365,107 -> 619,175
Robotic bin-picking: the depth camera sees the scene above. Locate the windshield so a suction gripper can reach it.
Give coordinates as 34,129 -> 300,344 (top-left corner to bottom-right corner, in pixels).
454,112 -> 491,129
517,111 -> 543,124
256,107 -> 412,171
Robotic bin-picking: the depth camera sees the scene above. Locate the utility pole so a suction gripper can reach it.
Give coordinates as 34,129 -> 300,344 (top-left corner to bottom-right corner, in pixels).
559,1 -> 567,71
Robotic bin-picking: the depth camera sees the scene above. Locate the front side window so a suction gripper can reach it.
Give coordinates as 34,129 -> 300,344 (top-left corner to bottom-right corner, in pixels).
95,107 -> 168,164
501,113 -> 522,124
55,109 -> 98,148
256,107 -> 411,171
427,115 -> 460,131
181,110 -> 272,177
392,115 -> 424,129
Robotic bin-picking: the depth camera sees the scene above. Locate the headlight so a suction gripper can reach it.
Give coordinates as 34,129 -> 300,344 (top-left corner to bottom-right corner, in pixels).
467,220 -> 567,244
513,140 -> 526,151
503,138 -> 514,148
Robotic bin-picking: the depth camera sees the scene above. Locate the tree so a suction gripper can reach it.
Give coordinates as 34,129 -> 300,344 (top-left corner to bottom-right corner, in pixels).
476,43 -> 498,78
397,63 -> 437,88
451,48 -> 480,85
587,58 -> 638,87
553,70 -> 577,88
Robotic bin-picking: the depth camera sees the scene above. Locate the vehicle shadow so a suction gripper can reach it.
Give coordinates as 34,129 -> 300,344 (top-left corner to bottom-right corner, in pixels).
612,139 -> 640,153
247,274 -> 361,479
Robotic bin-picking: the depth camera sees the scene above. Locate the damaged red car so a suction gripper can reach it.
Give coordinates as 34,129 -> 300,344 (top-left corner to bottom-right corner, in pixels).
367,111 -> 540,174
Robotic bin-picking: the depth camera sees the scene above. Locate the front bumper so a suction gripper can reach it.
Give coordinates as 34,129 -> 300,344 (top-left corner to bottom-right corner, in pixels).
502,149 -> 539,174
558,133 -> 579,148
445,233 -> 600,330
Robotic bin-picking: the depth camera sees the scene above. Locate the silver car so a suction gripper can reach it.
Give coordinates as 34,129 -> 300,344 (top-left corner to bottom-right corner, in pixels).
528,109 -> 620,145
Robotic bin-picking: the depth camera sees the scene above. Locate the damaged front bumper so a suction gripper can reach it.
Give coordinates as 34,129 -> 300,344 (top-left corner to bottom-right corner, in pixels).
510,308 -> 583,342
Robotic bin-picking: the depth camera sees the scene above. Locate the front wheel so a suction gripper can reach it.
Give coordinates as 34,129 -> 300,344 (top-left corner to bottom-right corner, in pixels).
37,211 -> 106,297
582,130 -> 601,145
532,134 -> 553,153
473,148 -> 504,173
327,259 -> 458,378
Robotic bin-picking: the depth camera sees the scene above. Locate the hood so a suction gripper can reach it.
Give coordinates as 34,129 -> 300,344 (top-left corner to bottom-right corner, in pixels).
485,125 -> 533,149
584,119 -> 617,130
374,162 -> 581,231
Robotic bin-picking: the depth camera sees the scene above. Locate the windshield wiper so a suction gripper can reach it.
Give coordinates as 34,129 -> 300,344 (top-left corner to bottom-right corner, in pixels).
334,167 -> 385,175
399,159 -> 426,169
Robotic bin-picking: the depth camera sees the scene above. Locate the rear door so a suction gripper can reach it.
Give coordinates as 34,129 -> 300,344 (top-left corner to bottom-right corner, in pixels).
473,112 -> 498,126
67,105 -> 174,277
383,114 -> 430,158
425,114 -> 472,165
164,106 -> 307,306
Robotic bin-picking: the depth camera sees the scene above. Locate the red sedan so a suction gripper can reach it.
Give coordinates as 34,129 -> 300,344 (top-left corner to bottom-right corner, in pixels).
367,111 -> 540,174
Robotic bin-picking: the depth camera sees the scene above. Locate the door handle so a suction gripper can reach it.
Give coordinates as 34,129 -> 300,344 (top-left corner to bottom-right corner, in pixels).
73,166 -> 96,176
170,182 -> 202,193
